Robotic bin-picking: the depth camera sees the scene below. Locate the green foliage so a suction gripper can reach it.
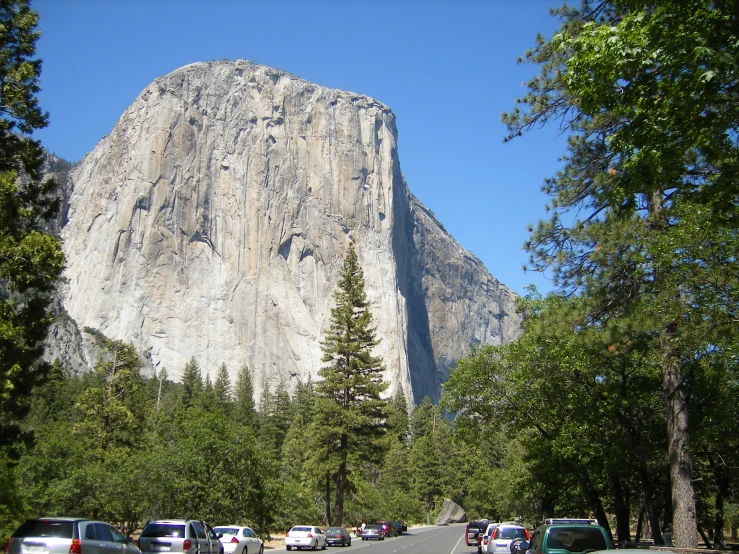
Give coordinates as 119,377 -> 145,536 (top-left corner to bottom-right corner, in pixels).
233,364 -> 257,429
0,0 -> 64,455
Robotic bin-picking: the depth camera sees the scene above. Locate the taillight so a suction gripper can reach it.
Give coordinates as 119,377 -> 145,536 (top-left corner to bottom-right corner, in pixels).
525,530 -> 531,540
183,540 -> 192,551
230,538 -> 239,544
5,538 -> 12,554
307,534 -> 313,539
69,539 -> 82,554
285,533 -> 289,538
336,535 -> 342,539
483,539 -> 489,546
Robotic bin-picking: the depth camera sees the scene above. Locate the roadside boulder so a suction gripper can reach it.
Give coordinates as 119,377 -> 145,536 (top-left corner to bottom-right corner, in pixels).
435,498 -> 467,525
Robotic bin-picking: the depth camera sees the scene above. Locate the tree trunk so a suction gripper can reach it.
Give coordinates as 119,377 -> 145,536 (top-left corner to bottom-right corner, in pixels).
325,474 -> 332,526
578,470 -> 613,540
612,479 -> 631,545
639,464 -> 664,545
710,455 -> 727,549
333,458 -> 347,525
661,323 -> 698,548
635,505 -> 645,543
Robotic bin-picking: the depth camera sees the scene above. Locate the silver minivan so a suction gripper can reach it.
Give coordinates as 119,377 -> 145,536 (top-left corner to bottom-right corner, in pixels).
137,520 -> 223,554
5,518 -> 140,554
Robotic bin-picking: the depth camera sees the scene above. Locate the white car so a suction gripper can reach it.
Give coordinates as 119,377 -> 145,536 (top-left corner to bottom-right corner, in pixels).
213,526 -> 263,554
285,526 -> 326,551
481,523 -> 529,554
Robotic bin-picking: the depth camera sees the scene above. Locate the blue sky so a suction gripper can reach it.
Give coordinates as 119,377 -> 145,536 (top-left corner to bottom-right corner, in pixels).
33,0 -> 564,296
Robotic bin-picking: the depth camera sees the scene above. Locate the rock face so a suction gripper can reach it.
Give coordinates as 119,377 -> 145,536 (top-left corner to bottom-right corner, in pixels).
58,60 -> 521,404
435,498 -> 467,525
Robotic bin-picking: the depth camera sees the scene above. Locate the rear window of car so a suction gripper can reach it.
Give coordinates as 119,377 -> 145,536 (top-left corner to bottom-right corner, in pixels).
291,527 -> 312,533
499,528 -> 528,540
214,528 -> 239,536
141,524 -> 187,538
13,520 -> 74,539
546,528 -> 607,552
325,528 -> 342,533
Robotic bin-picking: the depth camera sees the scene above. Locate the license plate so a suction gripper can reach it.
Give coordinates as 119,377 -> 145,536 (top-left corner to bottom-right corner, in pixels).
152,546 -> 169,552
26,547 -> 44,553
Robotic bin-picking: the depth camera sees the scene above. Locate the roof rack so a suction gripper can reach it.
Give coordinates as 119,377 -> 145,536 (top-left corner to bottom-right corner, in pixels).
543,519 -> 597,525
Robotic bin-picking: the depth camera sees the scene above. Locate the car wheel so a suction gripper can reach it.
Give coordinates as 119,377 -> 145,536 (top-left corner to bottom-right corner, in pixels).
260,546 -> 264,554
322,542 -> 327,551
312,541 -> 317,551
286,547 -> 292,551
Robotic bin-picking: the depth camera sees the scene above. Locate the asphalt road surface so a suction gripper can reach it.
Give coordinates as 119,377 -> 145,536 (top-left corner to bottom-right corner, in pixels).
271,525 -> 476,554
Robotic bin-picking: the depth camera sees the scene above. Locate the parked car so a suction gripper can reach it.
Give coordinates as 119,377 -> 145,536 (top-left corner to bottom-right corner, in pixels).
323,528 -> 351,547
212,526 -> 263,554
391,522 -> 403,536
524,522 -> 613,554
360,526 -> 384,541
5,518 -> 140,554
138,520 -> 223,554
375,522 -> 397,538
285,526 -> 326,551
465,520 -> 489,552
481,523 -> 529,554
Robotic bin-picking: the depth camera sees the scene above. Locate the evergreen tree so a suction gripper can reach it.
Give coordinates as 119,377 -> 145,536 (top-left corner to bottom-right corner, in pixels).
410,396 -> 434,444
0,0 -> 65,453
292,375 -> 316,426
410,434 -> 443,525
387,387 -> 410,444
213,363 -> 232,408
311,244 -> 389,525
233,364 -> 257,429
181,357 -> 202,409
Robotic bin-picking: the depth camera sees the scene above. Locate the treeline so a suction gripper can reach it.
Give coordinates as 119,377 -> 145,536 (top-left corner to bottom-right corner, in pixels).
1,332 -> 518,539
443,294 -> 739,548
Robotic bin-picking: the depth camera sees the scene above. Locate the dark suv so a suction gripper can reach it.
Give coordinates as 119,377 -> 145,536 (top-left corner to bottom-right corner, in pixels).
376,522 -> 398,538
466,520 -> 489,552
5,518 -> 140,554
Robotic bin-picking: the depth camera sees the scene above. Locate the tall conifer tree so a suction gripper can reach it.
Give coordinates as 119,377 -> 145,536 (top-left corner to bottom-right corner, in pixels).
233,364 -> 257,429
0,0 -> 65,452
312,244 -> 388,525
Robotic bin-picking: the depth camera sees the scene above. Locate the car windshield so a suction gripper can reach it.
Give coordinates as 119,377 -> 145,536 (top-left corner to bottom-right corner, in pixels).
141,524 -> 186,538
213,528 -> 239,536
499,528 -> 527,540
546,528 -> 607,552
291,527 -> 313,533
13,520 -> 74,539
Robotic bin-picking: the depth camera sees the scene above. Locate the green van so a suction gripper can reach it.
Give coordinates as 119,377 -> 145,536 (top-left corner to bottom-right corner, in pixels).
525,523 -> 613,554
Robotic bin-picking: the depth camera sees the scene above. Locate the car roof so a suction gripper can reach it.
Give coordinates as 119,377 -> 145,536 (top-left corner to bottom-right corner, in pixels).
147,520 -> 191,524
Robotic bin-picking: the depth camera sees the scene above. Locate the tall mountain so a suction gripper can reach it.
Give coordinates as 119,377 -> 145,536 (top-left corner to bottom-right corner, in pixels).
54,60 -> 521,404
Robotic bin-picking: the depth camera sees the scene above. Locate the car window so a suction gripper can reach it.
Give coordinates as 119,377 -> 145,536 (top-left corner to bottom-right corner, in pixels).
546,528 -> 607,552
530,531 -> 543,553
214,528 -> 237,536
108,527 -> 126,544
142,524 -> 186,538
84,525 -> 97,540
13,520 -> 75,539
499,528 -> 527,540
291,527 -> 312,533
94,524 -> 113,542
192,522 -> 206,540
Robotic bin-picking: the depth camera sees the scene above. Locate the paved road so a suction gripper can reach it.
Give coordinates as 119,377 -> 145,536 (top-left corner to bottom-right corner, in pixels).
270,525 -> 477,554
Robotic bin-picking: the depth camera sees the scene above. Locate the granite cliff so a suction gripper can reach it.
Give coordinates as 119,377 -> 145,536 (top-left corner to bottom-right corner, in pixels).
53,60 -> 521,404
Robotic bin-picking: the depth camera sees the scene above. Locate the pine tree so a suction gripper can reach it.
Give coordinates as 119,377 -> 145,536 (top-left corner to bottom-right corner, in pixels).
233,364 -> 257,429
0,0 -> 65,453
181,357 -> 202,409
387,387 -> 410,444
214,363 -> 232,408
311,244 -> 389,525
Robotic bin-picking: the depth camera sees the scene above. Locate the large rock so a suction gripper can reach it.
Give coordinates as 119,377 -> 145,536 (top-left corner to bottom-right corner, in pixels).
435,499 -> 467,525
55,60 -> 522,403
